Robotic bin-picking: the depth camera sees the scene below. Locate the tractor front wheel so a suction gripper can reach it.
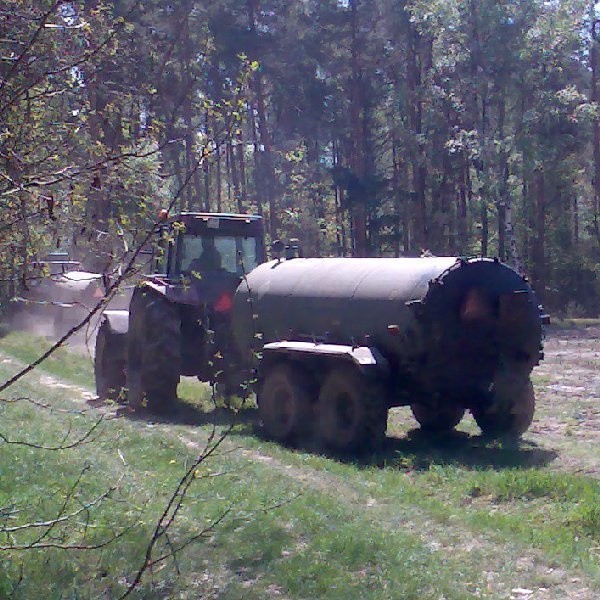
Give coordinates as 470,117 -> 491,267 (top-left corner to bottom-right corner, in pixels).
127,289 -> 181,413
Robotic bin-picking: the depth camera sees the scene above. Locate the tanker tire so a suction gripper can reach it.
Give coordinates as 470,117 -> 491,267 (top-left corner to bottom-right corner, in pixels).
127,290 -> 181,413
258,364 -> 312,442
472,371 -> 535,438
316,366 -> 387,452
95,320 -> 126,402
410,403 -> 465,432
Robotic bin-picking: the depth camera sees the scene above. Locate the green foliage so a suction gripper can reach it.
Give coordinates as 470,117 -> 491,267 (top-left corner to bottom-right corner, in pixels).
1,0 -> 598,313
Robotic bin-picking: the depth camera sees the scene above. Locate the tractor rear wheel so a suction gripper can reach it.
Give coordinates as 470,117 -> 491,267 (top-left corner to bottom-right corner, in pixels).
410,403 -> 465,432
95,320 -> 126,402
258,364 -> 313,442
316,365 -> 387,452
472,369 -> 535,437
127,289 -> 181,413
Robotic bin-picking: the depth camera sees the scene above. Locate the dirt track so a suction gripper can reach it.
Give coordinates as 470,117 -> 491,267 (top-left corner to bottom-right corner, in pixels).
379,323 -> 600,478
9,318 -> 599,477
527,324 -> 599,477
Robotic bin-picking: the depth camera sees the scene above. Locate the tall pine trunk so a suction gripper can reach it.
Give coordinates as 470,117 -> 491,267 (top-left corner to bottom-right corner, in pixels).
247,0 -> 277,238
349,0 -> 368,256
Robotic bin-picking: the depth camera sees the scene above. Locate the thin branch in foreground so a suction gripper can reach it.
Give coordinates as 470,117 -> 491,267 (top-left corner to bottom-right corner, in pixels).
1,395 -> 93,415
0,416 -> 104,450
118,423 -> 232,599
1,470 -> 131,552
1,468 -> 115,534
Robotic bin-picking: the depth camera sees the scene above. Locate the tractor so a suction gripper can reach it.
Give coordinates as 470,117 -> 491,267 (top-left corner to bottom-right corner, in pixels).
94,212 -> 265,410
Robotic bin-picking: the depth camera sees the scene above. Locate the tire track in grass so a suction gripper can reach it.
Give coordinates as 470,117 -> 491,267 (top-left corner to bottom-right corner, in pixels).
168,427 -> 599,600
1,350 -> 597,598
231,447 -> 596,600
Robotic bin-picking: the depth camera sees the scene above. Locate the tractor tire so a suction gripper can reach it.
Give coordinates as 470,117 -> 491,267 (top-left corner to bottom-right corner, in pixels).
94,320 -> 126,402
258,363 -> 313,442
410,403 -> 465,432
316,365 -> 387,452
472,369 -> 535,438
127,289 -> 181,413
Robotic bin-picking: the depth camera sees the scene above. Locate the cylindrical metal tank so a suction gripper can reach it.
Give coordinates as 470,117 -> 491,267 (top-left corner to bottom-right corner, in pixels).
233,256 -> 543,406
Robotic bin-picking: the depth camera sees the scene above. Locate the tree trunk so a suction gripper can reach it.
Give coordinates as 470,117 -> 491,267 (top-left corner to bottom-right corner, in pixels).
247,0 -> 277,237
497,98 -> 507,262
406,19 -> 427,253
235,131 -> 248,213
592,15 -> 600,247
182,6 -> 193,211
457,160 -> 469,253
215,142 -> 222,213
532,168 -> 546,301
229,139 -> 243,213
203,108 -> 211,211
249,103 -> 263,218
392,137 -> 402,257
348,0 -> 368,256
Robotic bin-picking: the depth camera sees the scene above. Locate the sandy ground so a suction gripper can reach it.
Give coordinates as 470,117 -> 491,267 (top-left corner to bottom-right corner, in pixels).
527,324 -> 599,476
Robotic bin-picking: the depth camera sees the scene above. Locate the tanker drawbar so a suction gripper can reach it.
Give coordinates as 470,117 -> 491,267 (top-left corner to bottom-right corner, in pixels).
233,256 -> 545,450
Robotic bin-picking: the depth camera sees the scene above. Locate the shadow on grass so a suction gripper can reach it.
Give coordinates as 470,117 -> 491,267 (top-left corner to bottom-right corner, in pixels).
98,396 -> 558,472
90,395 -> 259,428
351,429 -> 559,471
241,422 -> 559,471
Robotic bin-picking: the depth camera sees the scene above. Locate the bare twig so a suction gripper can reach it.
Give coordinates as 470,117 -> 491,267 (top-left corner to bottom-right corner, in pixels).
0,416 -> 103,450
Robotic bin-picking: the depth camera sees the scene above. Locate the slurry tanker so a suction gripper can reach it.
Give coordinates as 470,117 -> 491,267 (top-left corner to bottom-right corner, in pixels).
95,212 -> 546,451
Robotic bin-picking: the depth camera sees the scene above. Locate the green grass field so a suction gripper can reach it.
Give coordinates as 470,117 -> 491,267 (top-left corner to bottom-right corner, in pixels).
0,330 -> 598,599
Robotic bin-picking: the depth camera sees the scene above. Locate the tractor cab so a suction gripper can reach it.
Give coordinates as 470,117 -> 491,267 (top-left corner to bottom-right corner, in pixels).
148,212 -> 265,309
154,213 -> 264,280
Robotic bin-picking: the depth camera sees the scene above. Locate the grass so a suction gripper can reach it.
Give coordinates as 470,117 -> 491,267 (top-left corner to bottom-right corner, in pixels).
0,329 -> 598,598
238,434 -> 600,582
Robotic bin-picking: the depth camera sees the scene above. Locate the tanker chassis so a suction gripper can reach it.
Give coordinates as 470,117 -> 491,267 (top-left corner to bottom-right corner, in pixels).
95,224 -> 546,451
232,256 -> 546,450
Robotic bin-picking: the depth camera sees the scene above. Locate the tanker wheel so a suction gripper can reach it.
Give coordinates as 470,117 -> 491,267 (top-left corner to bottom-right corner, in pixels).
316,365 -> 387,452
472,370 -> 535,438
258,364 -> 313,442
410,403 -> 465,432
95,320 -> 126,402
127,290 -> 181,413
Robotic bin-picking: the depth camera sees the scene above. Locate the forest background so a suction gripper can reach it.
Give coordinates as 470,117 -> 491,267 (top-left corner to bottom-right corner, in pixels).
1,0 -> 599,317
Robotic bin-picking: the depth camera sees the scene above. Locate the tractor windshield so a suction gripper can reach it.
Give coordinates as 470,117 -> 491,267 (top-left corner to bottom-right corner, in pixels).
176,234 -> 259,277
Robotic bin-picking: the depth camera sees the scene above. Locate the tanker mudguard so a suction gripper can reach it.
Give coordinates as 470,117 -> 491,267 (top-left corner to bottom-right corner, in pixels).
101,309 -> 129,335
262,341 -> 389,373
